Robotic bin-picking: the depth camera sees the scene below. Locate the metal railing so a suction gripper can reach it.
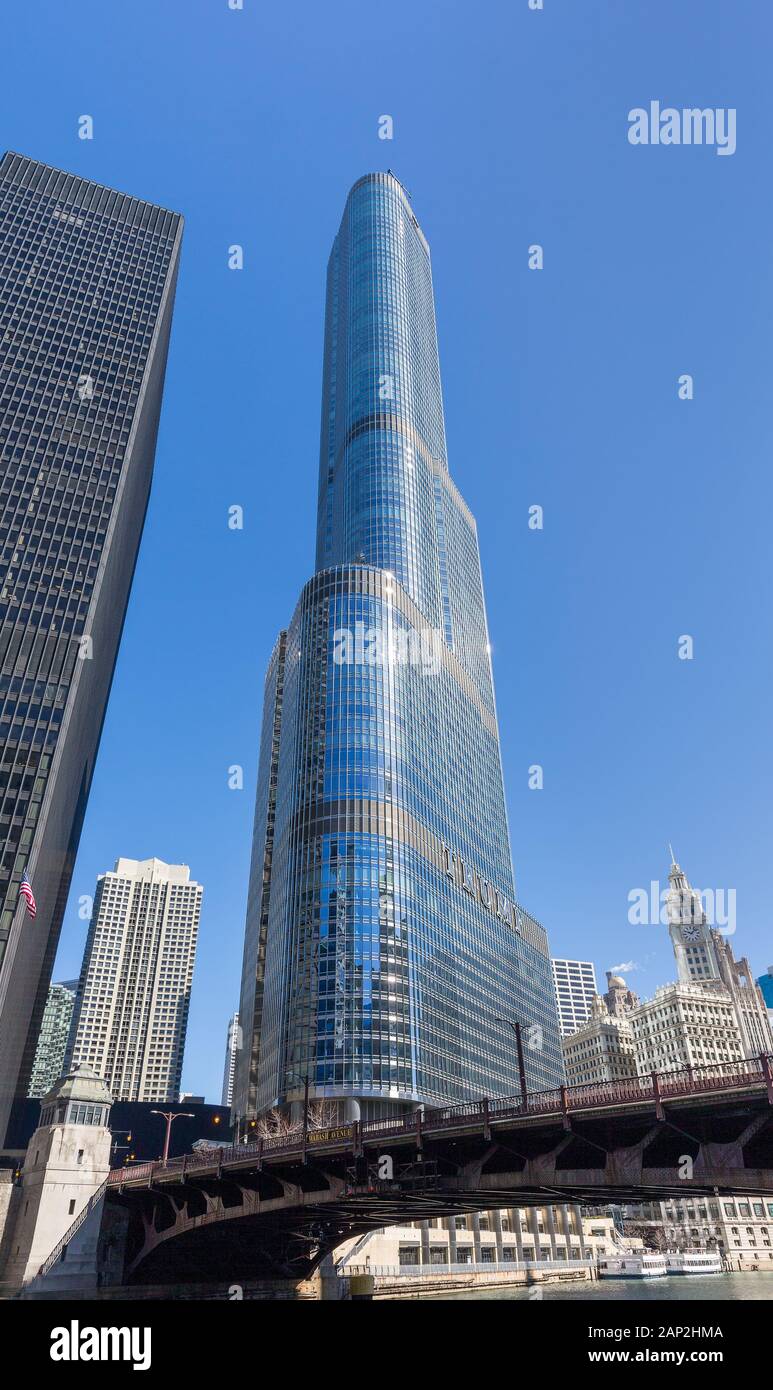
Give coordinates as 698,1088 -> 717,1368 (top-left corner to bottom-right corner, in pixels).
344,1257 -> 594,1278
106,1053 -> 772,1188
37,1176 -> 109,1278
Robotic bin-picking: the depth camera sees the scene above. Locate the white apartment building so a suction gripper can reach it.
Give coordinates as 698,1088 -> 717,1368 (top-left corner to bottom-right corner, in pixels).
67,858 -> 203,1103
221,1011 -> 240,1107
562,995 -> 638,1086
630,981 -> 743,1075
551,959 -> 598,1038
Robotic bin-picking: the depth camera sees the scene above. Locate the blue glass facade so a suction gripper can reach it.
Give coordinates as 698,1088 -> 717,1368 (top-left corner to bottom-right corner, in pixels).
235,174 -> 562,1123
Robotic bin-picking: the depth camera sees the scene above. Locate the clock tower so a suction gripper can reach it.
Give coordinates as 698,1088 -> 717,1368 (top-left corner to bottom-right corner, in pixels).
665,850 -> 721,985
662,848 -> 772,1059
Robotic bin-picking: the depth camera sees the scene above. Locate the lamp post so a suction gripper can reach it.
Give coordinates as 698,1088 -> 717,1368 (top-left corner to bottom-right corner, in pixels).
150,1110 -> 195,1164
109,1128 -> 132,1165
302,1073 -> 309,1162
495,1017 -> 529,1109
285,1068 -> 311,1159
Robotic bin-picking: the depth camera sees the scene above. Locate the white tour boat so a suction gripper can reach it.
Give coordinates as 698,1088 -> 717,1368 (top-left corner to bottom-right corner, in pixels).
665,1251 -> 723,1276
598,1252 -> 667,1279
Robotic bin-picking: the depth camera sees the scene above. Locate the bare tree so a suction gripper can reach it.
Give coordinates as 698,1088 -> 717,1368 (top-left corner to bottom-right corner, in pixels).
307,1098 -> 341,1130
624,1222 -> 667,1252
252,1097 -> 345,1140
253,1107 -> 301,1139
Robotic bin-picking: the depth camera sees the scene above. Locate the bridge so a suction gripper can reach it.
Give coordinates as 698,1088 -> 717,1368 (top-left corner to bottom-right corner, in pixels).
38,1055 -> 773,1289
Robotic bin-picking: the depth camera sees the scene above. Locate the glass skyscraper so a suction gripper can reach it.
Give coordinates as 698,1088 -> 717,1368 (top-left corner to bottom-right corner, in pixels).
26,977 -> 77,1098
234,172 -> 562,1124
0,154 -> 183,1145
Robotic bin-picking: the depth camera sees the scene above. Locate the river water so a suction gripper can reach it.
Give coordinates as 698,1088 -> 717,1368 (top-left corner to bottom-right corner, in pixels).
422,1272 -> 773,1300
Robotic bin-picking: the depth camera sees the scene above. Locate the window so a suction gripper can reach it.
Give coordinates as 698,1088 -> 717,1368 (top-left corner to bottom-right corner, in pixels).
68,1199 -> 76,1215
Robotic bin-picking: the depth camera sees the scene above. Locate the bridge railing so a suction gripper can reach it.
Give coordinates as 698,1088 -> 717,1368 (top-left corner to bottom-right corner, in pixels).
658,1057 -> 764,1097
106,1052 -> 772,1185
561,1075 -> 655,1109
107,1132 -> 306,1187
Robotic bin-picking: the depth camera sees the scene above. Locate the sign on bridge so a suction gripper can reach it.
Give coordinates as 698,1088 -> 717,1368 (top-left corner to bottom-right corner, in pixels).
307,1125 -> 354,1146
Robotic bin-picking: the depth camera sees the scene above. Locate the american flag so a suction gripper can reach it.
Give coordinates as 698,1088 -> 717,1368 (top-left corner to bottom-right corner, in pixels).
18,872 -> 36,919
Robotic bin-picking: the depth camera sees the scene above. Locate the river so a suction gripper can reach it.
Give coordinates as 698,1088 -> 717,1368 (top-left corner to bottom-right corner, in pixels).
420,1272 -> 773,1300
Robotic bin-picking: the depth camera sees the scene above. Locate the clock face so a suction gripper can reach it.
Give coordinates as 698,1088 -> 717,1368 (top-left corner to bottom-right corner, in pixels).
682,925 -> 703,943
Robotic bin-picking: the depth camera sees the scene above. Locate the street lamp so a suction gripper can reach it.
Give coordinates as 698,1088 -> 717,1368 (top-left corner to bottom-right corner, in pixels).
109,1128 -> 132,1164
286,1068 -> 311,1159
150,1110 -> 195,1164
285,1069 -> 310,1114
494,1017 -> 529,1108
235,1116 -> 258,1145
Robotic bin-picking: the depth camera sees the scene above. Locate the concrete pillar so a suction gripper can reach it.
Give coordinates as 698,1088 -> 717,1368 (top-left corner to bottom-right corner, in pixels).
559,1203 -> 573,1257
513,1208 -> 525,1263
529,1207 -> 541,1260
420,1221 -> 430,1266
546,1205 -> 558,1259
472,1211 -> 482,1263
319,1254 -> 347,1300
493,1208 -> 504,1262
573,1203 -> 587,1258
447,1215 -> 457,1264
717,1195 -> 735,1264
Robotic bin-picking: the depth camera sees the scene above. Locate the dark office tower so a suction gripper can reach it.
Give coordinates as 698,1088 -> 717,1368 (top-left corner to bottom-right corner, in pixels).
234,173 -> 561,1126
0,154 -> 183,1146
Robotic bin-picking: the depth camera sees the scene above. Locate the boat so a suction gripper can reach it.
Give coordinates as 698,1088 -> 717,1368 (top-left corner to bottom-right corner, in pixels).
665,1251 -> 723,1276
598,1252 -> 667,1279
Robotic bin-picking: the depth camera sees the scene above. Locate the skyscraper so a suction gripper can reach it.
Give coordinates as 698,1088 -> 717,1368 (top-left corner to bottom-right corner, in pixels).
630,981 -> 744,1074
66,858 -> 202,1103
218,1011 -> 240,1106
666,852 -> 773,1056
551,959 -> 599,1038
561,996 -> 638,1087
757,967 -> 773,1018
26,977 -> 77,1097
234,172 -> 563,1124
221,1011 -> 239,1107
0,154 -> 183,1144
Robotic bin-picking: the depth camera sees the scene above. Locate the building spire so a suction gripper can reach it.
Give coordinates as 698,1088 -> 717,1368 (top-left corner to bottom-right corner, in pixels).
667,844 -> 688,892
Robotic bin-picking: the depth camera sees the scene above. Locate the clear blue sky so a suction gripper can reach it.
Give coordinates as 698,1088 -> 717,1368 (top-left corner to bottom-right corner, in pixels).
2,1 -> 771,1100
